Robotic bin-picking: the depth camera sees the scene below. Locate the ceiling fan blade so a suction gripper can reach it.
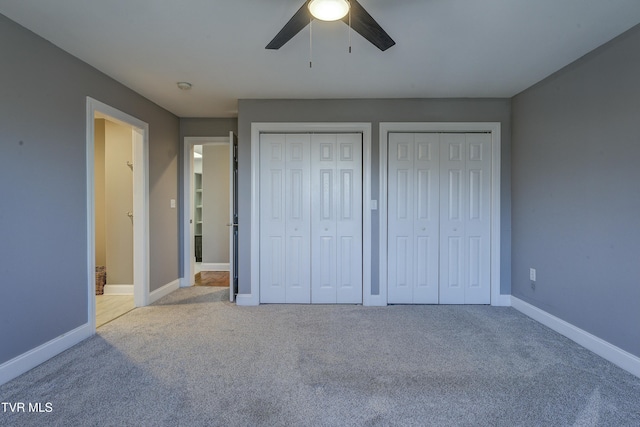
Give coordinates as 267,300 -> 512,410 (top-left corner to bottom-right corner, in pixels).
266,2 -> 312,50
342,0 -> 395,51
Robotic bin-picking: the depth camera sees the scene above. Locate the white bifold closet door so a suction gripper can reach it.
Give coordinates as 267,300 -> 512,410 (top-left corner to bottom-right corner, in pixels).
260,133 -> 362,304
311,134 -> 363,303
260,134 -> 311,303
388,132 -> 491,304
388,133 -> 440,303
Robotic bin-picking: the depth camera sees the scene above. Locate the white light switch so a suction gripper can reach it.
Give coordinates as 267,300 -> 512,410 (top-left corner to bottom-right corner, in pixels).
529,268 -> 536,281
170,199 -> 176,208
371,200 -> 378,210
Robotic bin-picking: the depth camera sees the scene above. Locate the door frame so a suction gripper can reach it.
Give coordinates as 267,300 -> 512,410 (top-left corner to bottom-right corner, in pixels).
181,134 -> 236,301
243,122 -> 372,306
379,122 -> 508,306
86,97 -> 150,332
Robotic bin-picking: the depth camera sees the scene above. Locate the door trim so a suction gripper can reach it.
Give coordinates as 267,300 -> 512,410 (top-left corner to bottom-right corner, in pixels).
181,136 -> 234,300
242,122 -> 372,306
86,97 -> 150,333
379,122 -> 507,306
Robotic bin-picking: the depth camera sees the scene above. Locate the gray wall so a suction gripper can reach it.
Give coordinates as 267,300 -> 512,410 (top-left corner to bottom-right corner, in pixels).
237,98 -> 512,296
511,24 -> 640,357
0,14 -> 180,364
180,118 -> 238,139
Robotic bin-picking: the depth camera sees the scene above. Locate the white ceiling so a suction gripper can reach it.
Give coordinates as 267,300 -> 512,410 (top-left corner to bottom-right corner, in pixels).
2,0 -> 640,118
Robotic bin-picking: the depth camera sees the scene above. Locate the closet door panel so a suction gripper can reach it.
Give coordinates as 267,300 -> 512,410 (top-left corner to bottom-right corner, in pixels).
311,135 -> 338,303
439,134 -> 467,304
413,133 -> 440,303
261,132 -> 363,304
387,133 -> 414,303
311,133 -> 362,304
259,134 -> 287,303
463,133 -> 491,304
336,134 -> 362,303
388,133 -> 439,303
439,133 -> 491,304
285,135 -> 312,303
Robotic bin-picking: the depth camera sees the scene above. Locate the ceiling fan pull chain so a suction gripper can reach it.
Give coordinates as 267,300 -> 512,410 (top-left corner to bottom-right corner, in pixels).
348,6 -> 352,53
309,18 -> 313,68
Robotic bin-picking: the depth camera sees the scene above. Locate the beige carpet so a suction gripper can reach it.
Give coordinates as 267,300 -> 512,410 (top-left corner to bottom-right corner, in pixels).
1,286 -> 639,426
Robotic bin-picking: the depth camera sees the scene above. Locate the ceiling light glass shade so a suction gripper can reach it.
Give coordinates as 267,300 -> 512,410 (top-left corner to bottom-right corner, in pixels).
308,0 -> 350,21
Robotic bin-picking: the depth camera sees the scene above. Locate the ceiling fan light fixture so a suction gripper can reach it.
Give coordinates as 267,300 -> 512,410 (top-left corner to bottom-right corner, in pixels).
308,0 -> 350,22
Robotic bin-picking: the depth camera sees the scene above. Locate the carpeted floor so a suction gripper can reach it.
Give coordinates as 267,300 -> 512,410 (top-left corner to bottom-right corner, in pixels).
1,287 -> 639,426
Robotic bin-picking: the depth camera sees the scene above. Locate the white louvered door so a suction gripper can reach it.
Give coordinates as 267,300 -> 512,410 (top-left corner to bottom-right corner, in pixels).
387,133 -> 491,304
260,133 -> 362,304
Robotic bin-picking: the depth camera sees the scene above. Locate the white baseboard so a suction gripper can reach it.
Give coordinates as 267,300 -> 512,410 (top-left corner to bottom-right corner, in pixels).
0,323 -> 92,386
103,284 -> 134,295
364,294 -> 387,306
200,263 -> 230,272
235,293 -> 259,306
511,296 -> 640,379
492,294 -> 512,307
148,279 -> 180,304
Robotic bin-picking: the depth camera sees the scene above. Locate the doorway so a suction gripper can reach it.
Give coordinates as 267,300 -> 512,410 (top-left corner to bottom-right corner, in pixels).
259,133 -> 363,303
386,132 -> 492,304
247,122 -> 373,307
379,122 -> 504,306
182,134 -> 238,301
86,97 -> 150,331
94,114 -> 135,326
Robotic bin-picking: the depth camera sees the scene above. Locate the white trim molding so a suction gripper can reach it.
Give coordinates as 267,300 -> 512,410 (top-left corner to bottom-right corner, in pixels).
244,122 -> 372,306
200,263 -> 230,272
103,284 -> 134,295
0,324 -> 92,386
148,279 -> 181,304
379,122 -> 503,306
512,297 -> 640,379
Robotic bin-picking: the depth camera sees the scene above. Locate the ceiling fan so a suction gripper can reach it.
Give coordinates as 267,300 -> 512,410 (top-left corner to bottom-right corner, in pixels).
266,0 -> 395,51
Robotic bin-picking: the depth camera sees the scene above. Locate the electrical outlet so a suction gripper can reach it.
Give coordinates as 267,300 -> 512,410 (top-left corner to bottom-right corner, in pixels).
529,268 -> 536,282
